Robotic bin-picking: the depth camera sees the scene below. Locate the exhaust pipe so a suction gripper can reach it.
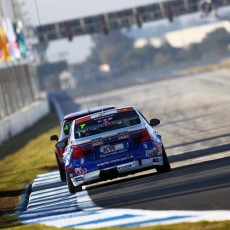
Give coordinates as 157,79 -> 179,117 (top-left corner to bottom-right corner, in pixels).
100,168 -> 118,181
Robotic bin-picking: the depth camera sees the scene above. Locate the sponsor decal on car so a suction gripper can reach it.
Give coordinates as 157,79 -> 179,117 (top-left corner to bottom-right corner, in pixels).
97,155 -> 134,167
117,107 -> 133,113
100,143 -> 124,153
99,149 -> 127,158
80,124 -> 86,129
80,158 -> 84,164
63,124 -> 69,131
66,166 -> 74,172
75,168 -> 87,176
99,143 -> 128,158
91,137 -> 104,147
117,131 -> 129,140
76,116 -> 91,124
145,149 -> 157,158
117,163 -> 132,171
75,176 -> 83,182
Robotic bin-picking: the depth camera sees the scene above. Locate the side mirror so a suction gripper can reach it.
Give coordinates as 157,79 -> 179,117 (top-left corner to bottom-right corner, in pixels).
150,118 -> 160,126
50,135 -> 59,141
55,141 -> 66,148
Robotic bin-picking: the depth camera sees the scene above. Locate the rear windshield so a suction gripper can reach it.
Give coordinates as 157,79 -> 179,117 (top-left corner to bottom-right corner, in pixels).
74,110 -> 141,139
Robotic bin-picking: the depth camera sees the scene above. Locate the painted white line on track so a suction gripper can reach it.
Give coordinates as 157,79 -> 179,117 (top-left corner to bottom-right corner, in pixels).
192,152 -> 230,162
19,169 -> 230,229
173,142 -> 230,156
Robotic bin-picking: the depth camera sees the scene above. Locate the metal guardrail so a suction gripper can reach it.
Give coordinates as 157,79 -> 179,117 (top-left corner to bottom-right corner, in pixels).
0,63 -> 40,119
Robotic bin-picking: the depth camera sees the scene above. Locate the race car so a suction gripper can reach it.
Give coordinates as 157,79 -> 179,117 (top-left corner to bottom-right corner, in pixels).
63,106 -> 171,193
49,105 -> 115,181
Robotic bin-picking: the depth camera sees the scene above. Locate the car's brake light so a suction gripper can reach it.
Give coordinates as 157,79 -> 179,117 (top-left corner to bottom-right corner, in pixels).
133,129 -> 152,143
72,145 -> 91,159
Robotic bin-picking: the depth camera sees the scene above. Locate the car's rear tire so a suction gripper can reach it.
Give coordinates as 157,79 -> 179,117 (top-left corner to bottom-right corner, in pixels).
66,171 -> 82,194
66,171 -> 76,194
55,153 -> 66,181
156,145 -> 171,174
75,184 -> 83,192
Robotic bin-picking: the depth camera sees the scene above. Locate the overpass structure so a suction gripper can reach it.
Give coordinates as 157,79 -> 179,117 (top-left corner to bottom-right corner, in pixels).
36,0 -> 230,42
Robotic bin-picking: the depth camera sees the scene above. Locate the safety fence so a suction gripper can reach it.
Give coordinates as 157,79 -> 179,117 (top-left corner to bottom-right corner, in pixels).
0,63 -> 40,119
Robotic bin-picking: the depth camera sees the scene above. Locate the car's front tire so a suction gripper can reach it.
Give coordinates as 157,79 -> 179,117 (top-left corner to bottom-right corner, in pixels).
55,153 -> 66,181
156,145 -> 171,173
66,171 -> 82,194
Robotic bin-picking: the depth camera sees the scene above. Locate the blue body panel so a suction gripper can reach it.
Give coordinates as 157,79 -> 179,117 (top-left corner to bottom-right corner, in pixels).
66,130 -> 161,175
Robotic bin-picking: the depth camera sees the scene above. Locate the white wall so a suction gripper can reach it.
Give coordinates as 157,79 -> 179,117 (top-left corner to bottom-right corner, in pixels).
0,98 -> 50,144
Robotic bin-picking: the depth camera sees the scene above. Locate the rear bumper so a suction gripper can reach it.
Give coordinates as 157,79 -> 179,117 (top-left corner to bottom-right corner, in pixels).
71,156 -> 163,186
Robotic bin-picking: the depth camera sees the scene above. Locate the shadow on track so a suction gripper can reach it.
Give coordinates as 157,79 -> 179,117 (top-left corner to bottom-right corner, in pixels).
88,157 -> 230,210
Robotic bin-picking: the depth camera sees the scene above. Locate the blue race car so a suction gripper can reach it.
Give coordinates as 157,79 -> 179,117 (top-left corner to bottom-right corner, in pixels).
63,106 -> 171,193
50,105 -> 115,181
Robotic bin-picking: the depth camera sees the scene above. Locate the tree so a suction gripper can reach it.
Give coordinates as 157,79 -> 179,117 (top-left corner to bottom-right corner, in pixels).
88,30 -> 133,68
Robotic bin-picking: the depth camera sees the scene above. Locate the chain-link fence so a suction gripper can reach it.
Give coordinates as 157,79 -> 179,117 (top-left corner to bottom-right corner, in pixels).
0,63 -> 40,119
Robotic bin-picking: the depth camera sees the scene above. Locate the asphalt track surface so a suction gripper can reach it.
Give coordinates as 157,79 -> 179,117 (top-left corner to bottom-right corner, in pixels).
87,156 -> 230,210
52,69 -> 230,209
19,154 -> 230,228
43,68 -> 230,225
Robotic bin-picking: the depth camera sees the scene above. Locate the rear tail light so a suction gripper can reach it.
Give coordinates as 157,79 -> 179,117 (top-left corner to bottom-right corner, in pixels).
72,145 -> 91,159
133,129 -> 152,143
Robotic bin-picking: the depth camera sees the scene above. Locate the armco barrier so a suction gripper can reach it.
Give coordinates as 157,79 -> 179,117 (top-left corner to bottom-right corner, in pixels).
0,97 -> 49,144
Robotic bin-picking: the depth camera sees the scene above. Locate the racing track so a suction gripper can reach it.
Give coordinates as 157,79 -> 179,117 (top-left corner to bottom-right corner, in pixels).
20,68 -> 230,228
87,154 -> 230,211
68,68 -> 230,211
19,148 -> 230,228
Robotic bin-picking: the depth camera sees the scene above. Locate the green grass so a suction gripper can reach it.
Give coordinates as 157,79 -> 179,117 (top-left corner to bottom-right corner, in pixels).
0,112 -> 60,217
0,112 -> 229,230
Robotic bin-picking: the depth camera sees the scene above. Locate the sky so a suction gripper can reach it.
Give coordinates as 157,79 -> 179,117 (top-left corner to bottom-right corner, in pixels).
23,0 -> 161,25
21,0 -> 163,63
21,0 -> 230,63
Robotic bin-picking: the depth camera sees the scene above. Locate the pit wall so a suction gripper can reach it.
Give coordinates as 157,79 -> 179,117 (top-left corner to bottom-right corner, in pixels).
0,97 -> 49,144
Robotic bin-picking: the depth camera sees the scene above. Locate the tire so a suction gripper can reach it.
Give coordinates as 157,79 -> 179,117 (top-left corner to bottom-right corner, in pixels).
75,184 -> 83,192
66,171 -> 76,194
66,171 -> 83,194
156,145 -> 171,174
55,153 -> 66,181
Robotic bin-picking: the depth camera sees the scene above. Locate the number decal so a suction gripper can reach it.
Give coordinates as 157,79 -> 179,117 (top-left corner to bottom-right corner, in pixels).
80,124 -> 86,129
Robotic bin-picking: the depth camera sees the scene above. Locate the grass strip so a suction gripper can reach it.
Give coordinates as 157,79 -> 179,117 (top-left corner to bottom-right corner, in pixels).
0,112 -> 60,218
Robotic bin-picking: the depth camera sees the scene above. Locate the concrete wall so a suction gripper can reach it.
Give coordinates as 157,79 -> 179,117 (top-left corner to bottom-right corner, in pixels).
0,98 -> 50,144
